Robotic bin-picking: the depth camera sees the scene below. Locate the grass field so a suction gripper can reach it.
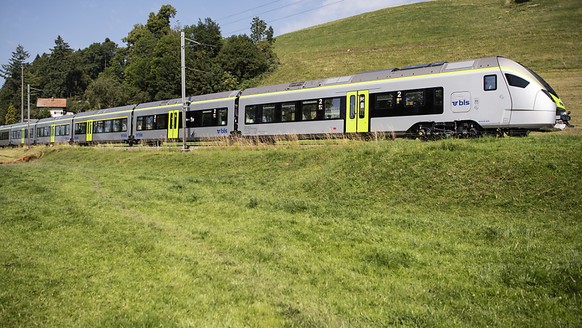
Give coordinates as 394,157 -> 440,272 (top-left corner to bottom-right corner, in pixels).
1,135 -> 581,326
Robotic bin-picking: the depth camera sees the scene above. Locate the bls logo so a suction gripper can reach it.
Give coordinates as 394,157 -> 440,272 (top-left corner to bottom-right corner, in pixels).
452,99 -> 470,106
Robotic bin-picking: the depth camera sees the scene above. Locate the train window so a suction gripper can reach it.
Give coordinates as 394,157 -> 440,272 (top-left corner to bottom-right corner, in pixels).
262,104 -> 276,123
145,116 -> 154,130
156,114 -> 168,130
121,118 -> 128,132
216,108 -> 228,126
104,120 -> 112,133
187,108 -> 228,127
350,95 -> 356,119
0,131 -> 8,140
281,103 -> 296,122
325,98 -> 341,119
371,87 -> 443,117
137,115 -> 165,131
302,100 -> 318,121
505,74 -> 530,88
245,105 -> 259,124
359,94 -> 366,119
484,75 -> 497,91
201,110 -> 215,126
405,91 -> 425,112
373,93 -> 395,113
94,121 -> 104,133
245,98 -> 341,124
75,123 -> 86,135
112,119 -> 121,132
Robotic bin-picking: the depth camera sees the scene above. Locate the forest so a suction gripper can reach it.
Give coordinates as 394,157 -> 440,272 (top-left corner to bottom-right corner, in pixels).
0,5 -> 277,125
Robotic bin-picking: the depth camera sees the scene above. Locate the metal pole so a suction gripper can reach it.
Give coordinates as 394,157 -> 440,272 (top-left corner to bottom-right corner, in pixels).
21,64 -> 24,123
181,31 -> 188,151
27,84 -> 30,148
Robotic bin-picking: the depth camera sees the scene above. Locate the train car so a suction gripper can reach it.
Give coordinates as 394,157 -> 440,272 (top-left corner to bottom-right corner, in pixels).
73,105 -> 135,144
238,56 -> 567,138
35,115 -> 74,145
0,125 -> 10,147
132,90 -> 239,144
6,121 -> 38,146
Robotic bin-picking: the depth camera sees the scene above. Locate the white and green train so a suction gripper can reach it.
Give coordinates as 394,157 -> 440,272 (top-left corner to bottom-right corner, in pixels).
0,56 -> 571,147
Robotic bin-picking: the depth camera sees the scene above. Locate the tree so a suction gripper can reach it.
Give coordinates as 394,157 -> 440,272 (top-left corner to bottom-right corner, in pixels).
0,45 -> 29,124
150,32 -> 181,100
218,35 -> 269,83
38,36 -> 89,98
184,18 -> 222,57
5,103 -> 19,125
250,17 -> 275,44
146,4 -> 177,38
0,44 -> 29,80
84,74 -> 127,109
183,18 -> 224,95
77,38 -> 118,80
123,5 -> 179,102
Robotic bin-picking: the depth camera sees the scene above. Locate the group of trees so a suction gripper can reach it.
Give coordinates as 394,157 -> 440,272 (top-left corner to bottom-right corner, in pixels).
0,5 -> 277,125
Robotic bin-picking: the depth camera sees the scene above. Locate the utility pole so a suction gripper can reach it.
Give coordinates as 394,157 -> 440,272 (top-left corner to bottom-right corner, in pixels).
27,84 -> 30,148
21,64 -> 24,123
181,31 -> 188,152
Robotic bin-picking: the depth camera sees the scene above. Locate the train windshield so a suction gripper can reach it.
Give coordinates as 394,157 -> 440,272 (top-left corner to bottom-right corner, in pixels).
523,65 -> 559,97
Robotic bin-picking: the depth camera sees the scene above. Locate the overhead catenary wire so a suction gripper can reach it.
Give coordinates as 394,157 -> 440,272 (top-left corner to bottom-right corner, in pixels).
219,0 -> 309,27
217,0 -> 285,22
225,0 -> 345,36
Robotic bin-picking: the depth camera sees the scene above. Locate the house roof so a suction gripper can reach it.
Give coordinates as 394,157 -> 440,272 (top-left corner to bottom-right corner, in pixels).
37,98 -> 67,108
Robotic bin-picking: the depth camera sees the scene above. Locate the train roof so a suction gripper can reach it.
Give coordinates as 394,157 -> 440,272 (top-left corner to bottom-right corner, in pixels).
0,120 -> 39,129
36,114 -> 75,125
74,104 -> 136,118
135,90 -> 241,110
241,56 -> 501,96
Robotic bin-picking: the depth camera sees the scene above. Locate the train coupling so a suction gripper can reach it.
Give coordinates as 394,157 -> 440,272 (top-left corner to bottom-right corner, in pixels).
554,109 -> 573,130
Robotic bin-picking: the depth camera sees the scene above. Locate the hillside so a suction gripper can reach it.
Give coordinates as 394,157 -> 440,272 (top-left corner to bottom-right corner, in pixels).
261,0 -> 582,128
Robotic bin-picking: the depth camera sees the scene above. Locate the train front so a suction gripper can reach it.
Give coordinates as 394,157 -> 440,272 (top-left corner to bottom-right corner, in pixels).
498,57 -> 572,130
523,66 -> 573,130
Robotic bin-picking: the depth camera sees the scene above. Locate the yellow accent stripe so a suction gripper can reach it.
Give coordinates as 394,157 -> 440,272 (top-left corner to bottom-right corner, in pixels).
74,109 -> 134,120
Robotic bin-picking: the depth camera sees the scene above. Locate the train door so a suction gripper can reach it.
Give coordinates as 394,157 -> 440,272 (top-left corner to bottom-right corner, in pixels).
86,121 -> 93,142
50,124 -> 55,143
168,110 -> 180,139
346,90 -> 369,133
21,128 -> 25,145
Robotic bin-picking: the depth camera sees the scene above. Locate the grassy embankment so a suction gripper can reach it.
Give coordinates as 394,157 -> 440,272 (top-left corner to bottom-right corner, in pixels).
1,136 -> 581,326
1,0 -> 582,326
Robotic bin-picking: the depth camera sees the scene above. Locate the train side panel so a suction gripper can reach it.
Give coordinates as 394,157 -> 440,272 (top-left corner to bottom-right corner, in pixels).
73,105 -> 134,144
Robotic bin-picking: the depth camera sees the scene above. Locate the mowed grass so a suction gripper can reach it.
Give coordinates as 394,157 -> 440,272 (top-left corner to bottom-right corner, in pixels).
1,135 -> 581,326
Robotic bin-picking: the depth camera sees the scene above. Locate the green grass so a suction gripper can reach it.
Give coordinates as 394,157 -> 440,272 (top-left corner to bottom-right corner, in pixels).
1,135 -> 581,326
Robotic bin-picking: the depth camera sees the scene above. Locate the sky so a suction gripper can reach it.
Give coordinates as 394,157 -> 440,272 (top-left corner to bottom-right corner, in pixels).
0,0 -> 424,85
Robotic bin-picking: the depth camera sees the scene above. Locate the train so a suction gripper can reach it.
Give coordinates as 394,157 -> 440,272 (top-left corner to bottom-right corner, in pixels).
0,56 -> 572,147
